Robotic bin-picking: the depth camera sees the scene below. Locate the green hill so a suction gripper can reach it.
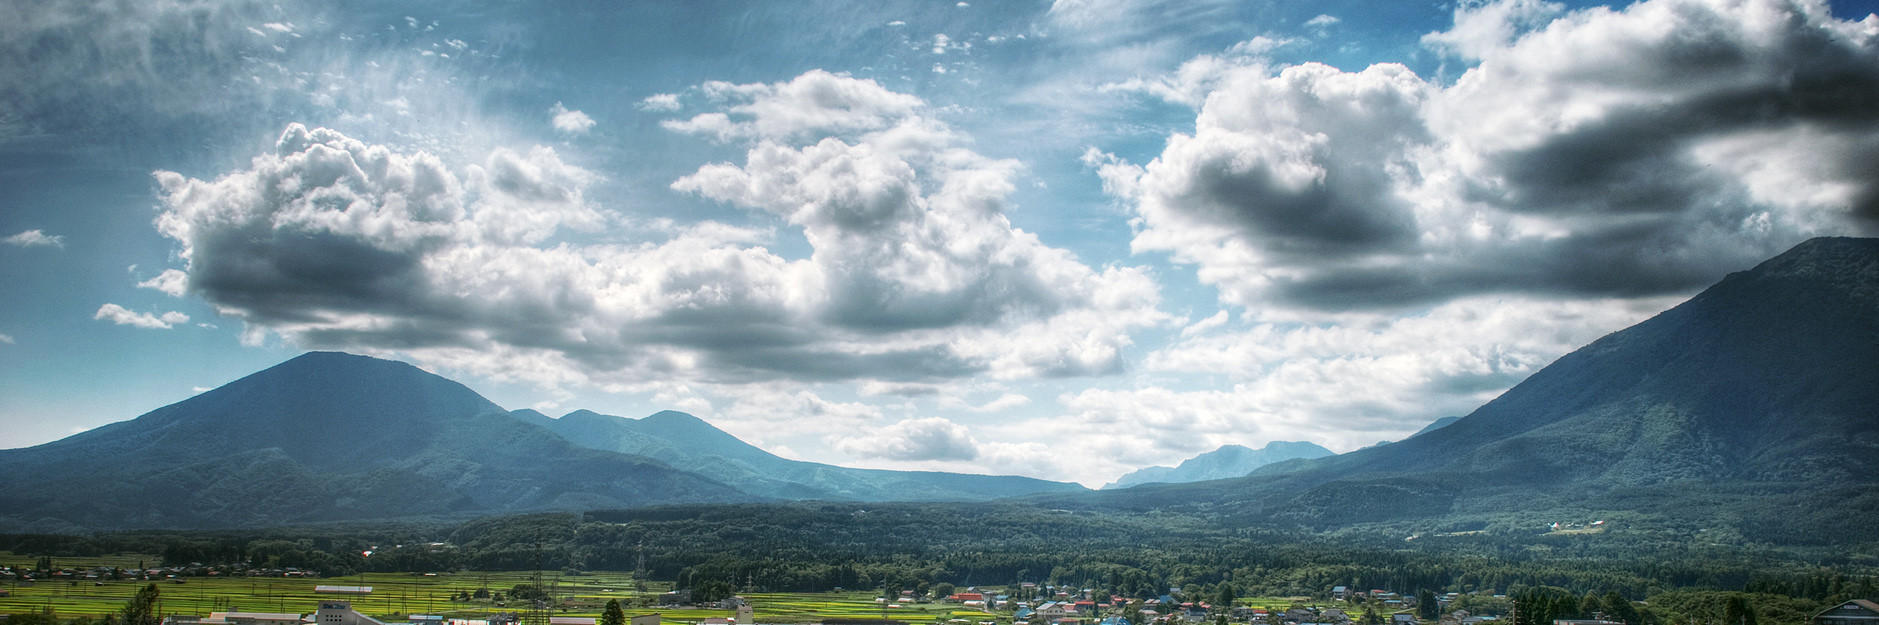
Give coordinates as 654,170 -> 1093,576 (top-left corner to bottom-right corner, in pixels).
0,352 -> 756,530
1065,237 -> 1879,544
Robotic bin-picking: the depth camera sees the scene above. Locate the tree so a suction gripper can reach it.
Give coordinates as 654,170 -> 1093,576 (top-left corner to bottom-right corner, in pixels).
934,583 -> 957,600
123,583 -> 161,625
693,578 -> 734,604
1363,606 -> 1383,625
1419,590 -> 1440,621
1722,595 -> 1756,625
602,599 -> 626,625
1580,593 -> 1602,620
1601,592 -> 1638,625
1216,583 -> 1238,609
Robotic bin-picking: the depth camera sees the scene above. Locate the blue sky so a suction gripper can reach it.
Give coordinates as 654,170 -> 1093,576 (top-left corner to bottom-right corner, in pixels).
4,0 -> 1877,486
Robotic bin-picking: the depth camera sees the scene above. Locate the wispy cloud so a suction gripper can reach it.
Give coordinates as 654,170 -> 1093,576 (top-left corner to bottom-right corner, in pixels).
94,303 -> 188,330
3,230 -> 64,249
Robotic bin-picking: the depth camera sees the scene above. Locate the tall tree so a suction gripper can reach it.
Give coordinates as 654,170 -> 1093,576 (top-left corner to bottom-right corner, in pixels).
1601,593 -> 1638,625
122,583 -> 160,625
602,599 -> 625,625
1419,590 -> 1440,621
1722,596 -> 1756,625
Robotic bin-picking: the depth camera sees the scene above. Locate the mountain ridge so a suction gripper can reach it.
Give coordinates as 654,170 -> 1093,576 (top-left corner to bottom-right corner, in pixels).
1102,441 -> 1334,490
525,408 -> 1087,502
1043,237 -> 1879,544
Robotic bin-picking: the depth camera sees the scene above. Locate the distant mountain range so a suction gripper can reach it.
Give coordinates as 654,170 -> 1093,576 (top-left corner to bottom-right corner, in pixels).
1048,237 -> 1879,544
0,354 -> 1078,530
1102,441 -> 1333,489
4,237 -> 1874,539
515,408 -> 1082,502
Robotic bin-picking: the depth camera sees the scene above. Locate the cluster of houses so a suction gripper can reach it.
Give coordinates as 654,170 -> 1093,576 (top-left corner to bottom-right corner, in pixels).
918,584 -> 1503,625
0,564 -> 319,585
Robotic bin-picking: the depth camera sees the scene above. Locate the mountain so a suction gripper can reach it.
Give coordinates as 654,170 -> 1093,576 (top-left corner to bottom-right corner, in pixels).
0,352 -> 754,530
1102,441 -> 1334,489
524,409 -> 1086,502
1411,416 -> 1461,438
1053,237 -> 1879,544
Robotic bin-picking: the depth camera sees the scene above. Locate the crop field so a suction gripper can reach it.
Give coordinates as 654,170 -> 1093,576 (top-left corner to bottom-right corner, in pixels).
0,554 -> 1010,624
1,554 -> 1322,625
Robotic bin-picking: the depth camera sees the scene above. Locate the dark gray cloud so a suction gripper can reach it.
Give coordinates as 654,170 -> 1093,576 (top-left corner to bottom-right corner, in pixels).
1111,0 -> 1879,312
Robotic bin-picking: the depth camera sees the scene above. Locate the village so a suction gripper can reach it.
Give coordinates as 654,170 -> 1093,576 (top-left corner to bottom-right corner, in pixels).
4,561 -> 1872,625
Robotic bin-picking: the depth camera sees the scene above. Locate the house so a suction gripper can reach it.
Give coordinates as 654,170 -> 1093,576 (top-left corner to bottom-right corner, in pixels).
1391,614 -> 1418,625
1076,601 -> 1097,616
1333,587 -> 1350,601
315,586 -> 374,596
630,614 -> 660,625
1814,601 -> 1879,625
548,618 -> 595,625
1038,602 -> 1070,618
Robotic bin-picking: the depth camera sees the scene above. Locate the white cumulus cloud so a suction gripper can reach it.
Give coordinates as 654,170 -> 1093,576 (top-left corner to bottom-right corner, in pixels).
150,82 -> 1165,396
550,102 -> 597,134
833,416 -> 981,462
94,303 -> 189,329
137,269 -> 189,296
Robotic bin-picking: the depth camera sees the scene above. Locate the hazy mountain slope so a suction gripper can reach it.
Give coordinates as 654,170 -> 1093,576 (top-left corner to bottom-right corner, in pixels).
1411,416 -> 1461,438
0,352 -> 754,530
1054,237 -> 1879,543
1103,441 -> 1334,489
528,409 -> 1087,501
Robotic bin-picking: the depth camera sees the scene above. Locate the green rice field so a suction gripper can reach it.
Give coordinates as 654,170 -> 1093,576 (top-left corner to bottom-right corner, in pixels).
0,553 -> 1006,624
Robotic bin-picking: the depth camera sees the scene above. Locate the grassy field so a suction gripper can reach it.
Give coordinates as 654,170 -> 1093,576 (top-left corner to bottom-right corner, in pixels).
0,553 -> 1003,624
3,554 -> 1325,624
